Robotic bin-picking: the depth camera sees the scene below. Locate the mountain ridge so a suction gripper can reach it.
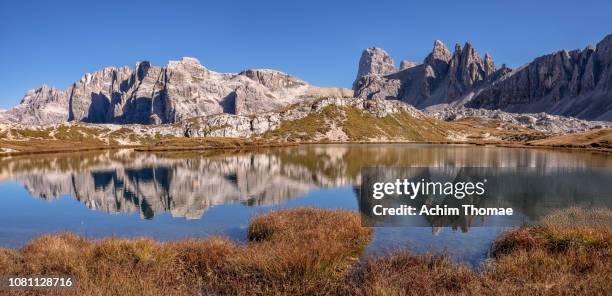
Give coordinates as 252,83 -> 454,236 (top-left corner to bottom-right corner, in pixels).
2,34 -> 611,127
354,34 -> 612,121
0,57 -> 351,125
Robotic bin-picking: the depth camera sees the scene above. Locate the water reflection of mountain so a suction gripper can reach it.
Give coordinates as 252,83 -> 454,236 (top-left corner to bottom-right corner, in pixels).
359,167 -> 612,233
3,150 -> 322,219
0,145 -> 611,220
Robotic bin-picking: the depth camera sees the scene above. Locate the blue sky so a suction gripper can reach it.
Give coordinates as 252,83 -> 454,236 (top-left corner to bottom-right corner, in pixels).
1,0 -> 611,109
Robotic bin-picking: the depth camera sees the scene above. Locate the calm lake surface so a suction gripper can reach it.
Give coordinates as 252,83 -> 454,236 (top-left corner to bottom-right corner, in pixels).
1,144 -> 611,265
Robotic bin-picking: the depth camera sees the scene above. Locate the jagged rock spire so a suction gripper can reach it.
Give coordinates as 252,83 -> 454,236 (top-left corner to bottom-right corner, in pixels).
484,53 -> 496,76
424,40 -> 452,65
354,47 -> 396,83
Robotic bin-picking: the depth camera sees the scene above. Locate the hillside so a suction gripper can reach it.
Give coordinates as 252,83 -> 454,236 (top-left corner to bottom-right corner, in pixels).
3,96 -> 607,154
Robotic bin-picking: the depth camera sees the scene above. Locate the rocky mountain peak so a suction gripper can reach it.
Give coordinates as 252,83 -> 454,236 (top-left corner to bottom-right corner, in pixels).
425,40 -> 452,64
454,43 -> 463,53
181,56 -> 201,64
2,55 -> 351,125
423,40 -> 452,79
354,39 -> 503,107
134,61 -> 152,81
597,34 -> 612,51
461,43 -> 481,64
467,34 -> 612,120
239,69 -> 307,91
77,66 -> 125,86
444,42 -> 481,97
400,60 -> 418,70
23,85 -> 64,102
2,84 -> 69,124
354,47 -> 396,83
484,53 -> 496,75
168,57 -> 206,70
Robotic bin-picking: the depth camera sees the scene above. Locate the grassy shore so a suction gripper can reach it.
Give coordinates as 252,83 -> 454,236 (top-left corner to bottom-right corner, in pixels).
2,103 -> 611,155
3,103 -> 610,156
2,127 -> 611,157
0,207 -> 610,295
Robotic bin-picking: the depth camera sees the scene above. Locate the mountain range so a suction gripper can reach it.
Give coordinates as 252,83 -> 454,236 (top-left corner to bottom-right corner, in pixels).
354,34 -> 612,121
0,57 -> 350,125
1,34 -> 611,125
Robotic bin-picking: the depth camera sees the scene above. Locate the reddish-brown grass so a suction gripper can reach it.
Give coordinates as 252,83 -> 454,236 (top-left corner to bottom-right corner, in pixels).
0,207 -> 610,295
0,208 -> 372,295
343,251 -> 481,295
483,224 -> 612,295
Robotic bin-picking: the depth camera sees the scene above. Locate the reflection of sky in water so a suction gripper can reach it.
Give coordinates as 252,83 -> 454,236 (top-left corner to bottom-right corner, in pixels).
0,144 -> 610,265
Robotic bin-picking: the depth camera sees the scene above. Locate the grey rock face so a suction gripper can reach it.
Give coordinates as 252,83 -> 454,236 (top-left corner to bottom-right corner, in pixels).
446,43 -> 497,98
427,106 -> 610,134
1,57 -> 350,125
484,53 -> 496,76
354,47 -> 396,88
354,40 -> 502,107
423,40 -> 452,74
355,35 -> 612,121
468,34 -> 612,121
400,60 -> 418,70
239,69 -> 307,90
1,85 -> 69,124
67,65 -> 134,123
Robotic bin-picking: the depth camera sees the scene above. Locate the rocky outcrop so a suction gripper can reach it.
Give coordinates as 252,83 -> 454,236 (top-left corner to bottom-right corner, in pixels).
423,40 -> 452,74
426,106 -> 610,134
67,65 -> 134,123
183,96 -> 424,138
1,85 -> 70,124
354,35 -> 612,121
468,34 -> 612,121
445,43 -> 497,98
354,47 -> 396,88
354,40 -> 505,108
1,58 -> 351,125
400,60 -> 418,70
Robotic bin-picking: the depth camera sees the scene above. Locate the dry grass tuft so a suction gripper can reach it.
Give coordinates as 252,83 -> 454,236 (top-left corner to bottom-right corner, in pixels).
343,251 -> 480,295
484,224 -> 612,295
206,208 -> 372,295
0,208 -> 610,295
540,207 -> 612,228
0,208 -> 371,295
344,221 -> 611,296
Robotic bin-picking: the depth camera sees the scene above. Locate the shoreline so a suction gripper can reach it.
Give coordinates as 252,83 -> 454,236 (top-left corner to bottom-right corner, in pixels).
1,138 -> 610,158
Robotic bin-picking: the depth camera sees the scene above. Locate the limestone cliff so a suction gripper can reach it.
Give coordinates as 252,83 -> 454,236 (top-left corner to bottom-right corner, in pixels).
468,35 -> 612,121
354,35 -> 612,121
1,57 -> 352,125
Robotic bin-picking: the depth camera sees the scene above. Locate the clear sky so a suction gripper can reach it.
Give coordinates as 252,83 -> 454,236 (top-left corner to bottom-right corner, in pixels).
1,0 -> 611,109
